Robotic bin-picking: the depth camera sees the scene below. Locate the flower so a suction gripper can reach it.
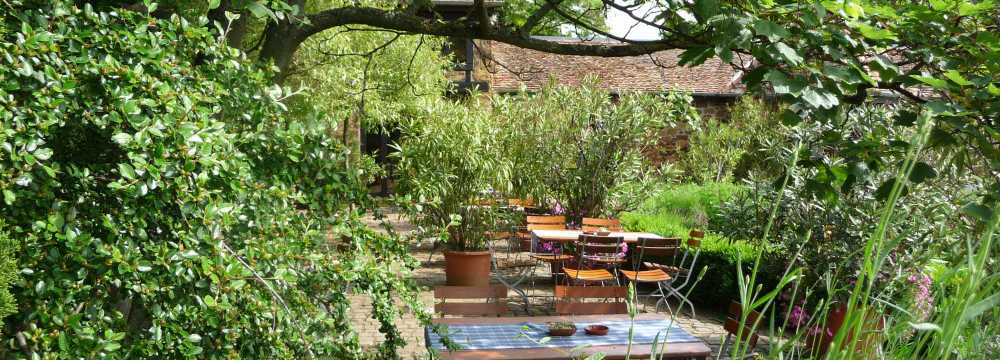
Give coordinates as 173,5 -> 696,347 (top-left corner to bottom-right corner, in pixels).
787,304 -> 809,329
907,271 -> 934,321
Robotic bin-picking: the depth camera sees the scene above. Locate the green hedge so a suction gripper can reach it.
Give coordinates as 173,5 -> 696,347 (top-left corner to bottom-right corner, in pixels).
621,182 -> 780,309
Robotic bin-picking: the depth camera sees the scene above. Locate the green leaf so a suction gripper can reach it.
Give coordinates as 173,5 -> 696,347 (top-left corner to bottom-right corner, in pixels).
875,177 -> 908,201
856,23 -> 897,40
753,19 -> 790,42
780,109 -> 802,126
693,0 -> 720,21
245,2 -> 275,20
943,70 -> 972,86
765,70 -> 806,95
112,133 -> 132,146
208,0 -> 222,10
961,203 -> 994,222
911,75 -> 950,90
678,46 -> 715,66
3,190 -> 14,205
34,148 -> 53,161
119,163 -> 136,180
959,0 -> 994,15
800,87 -> 839,109
772,42 -> 803,65
964,292 -> 1000,320
908,162 -> 937,183
123,100 -> 140,115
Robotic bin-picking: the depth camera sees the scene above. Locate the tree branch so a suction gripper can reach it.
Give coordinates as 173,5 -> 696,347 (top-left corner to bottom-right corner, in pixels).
300,6 -> 694,59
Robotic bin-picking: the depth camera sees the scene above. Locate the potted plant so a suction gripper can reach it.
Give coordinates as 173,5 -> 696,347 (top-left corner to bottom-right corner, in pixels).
393,103 -> 507,286
439,205 -> 501,286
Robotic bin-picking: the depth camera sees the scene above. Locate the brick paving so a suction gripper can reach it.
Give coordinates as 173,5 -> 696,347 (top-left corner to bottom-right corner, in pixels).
352,210 -> 763,359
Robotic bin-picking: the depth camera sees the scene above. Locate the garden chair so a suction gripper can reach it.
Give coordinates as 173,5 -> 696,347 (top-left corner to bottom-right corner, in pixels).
517,215 -> 566,251
719,300 -> 762,358
433,285 -> 509,317
554,285 -> 628,315
488,231 -> 535,312
643,230 -> 702,316
618,237 -> 681,312
581,217 -> 623,232
563,234 -> 625,286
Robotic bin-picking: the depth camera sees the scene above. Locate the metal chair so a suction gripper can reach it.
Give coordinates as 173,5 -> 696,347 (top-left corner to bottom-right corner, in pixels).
563,234 -> 625,286
619,237 -> 681,312
652,230 -> 703,317
488,231 -> 534,312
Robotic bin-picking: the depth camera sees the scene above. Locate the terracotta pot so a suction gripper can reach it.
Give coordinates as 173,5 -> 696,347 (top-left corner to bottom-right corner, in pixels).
808,304 -> 885,356
444,251 -> 492,286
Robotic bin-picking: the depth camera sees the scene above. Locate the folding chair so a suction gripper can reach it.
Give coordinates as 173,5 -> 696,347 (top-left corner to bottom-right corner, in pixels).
644,230 -> 702,316
619,237 -> 681,312
720,300 -> 762,358
563,234 -> 625,286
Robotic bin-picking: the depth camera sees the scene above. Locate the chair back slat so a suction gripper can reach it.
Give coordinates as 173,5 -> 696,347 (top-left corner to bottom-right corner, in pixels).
633,237 -> 681,261
554,285 -> 627,315
555,301 -> 628,315
435,285 -> 507,299
724,301 -> 761,347
555,285 -> 628,298
581,218 -> 623,232
434,285 -> 509,317
687,238 -> 702,248
527,223 -> 566,231
435,302 -> 508,316
527,215 -> 566,225
689,229 -> 705,239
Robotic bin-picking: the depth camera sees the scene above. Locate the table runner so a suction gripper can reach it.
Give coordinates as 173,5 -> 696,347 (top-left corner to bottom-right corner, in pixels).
426,319 -> 700,351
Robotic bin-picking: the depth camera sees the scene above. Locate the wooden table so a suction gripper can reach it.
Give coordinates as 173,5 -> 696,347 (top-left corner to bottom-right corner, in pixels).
531,230 -> 667,243
429,314 -> 711,359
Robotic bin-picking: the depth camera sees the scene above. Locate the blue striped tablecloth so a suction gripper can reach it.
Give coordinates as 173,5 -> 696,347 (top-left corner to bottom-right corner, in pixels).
426,319 -> 700,351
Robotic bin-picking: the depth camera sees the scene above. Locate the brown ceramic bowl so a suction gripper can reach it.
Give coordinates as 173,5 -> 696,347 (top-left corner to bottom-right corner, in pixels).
547,323 -> 577,336
596,231 -> 612,236
585,325 -> 609,336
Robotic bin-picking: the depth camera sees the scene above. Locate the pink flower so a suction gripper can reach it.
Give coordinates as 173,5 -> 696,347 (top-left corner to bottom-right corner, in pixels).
787,305 -> 809,328
907,271 -> 934,320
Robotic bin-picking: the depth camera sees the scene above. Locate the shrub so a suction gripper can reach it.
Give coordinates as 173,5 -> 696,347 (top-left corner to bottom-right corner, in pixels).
489,81 -> 698,221
1,4 -> 418,358
0,221 -> 16,335
680,96 -> 785,183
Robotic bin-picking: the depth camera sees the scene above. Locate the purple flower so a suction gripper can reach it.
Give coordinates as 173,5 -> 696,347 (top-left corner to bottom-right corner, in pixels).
907,271 -> 934,320
787,305 -> 809,328
552,202 -> 564,215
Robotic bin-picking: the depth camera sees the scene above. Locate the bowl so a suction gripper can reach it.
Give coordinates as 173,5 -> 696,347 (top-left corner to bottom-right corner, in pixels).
585,325 -> 609,336
547,323 -> 577,336
596,231 -> 611,236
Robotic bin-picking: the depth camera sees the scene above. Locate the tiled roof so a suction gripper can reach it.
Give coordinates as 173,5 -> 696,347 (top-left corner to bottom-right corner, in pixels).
484,38 -> 744,96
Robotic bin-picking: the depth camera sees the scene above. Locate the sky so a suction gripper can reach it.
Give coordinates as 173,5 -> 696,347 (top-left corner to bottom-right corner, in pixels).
605,1 -> 662,41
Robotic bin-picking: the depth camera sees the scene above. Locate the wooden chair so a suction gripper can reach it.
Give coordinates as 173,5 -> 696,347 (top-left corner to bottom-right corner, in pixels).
581,217 -> 623,232
720,300 -> 762,357
619,237 -> 680,312
563,234 -> 624,285
554,285 -> 628,315
517,215 -> 567,251
434,285 -> 509,317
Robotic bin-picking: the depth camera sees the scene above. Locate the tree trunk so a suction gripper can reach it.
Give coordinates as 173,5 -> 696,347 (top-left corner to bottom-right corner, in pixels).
256,0 -> 307,80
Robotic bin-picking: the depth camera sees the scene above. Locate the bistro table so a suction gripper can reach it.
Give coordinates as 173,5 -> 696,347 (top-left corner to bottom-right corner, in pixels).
426,313 -> 711,359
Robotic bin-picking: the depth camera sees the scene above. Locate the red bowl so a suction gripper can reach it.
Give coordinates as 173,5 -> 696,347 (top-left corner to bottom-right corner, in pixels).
585,325 -> 609,336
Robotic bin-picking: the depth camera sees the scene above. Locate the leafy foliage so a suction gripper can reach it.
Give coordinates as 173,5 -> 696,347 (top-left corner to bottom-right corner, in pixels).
490,81 -> 698,222
0,3 -> 420,357
0,221 -> 16,335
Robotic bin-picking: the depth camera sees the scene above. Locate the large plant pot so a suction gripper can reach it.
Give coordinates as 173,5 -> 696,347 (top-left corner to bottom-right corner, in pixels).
444,251 -> 492,286
807,304 -> 884,356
